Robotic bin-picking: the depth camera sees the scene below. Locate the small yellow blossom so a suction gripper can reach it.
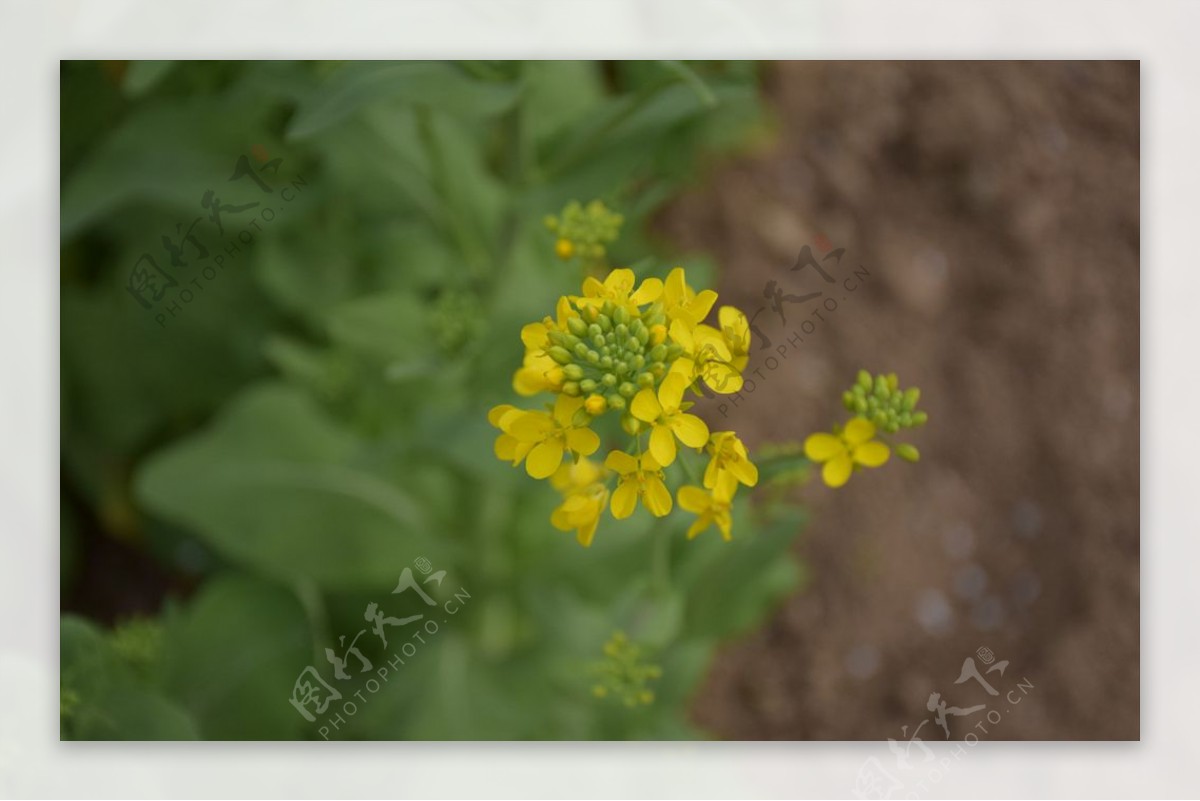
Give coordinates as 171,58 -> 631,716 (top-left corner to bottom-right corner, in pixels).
661,266 -> 717,326
488,404 -> 534,466
803,417 -> 890,488
677,476 -> 737,540
668,319 -> 743,394
630,372 -> 710,467
512,350 -> 563,396
604,450 -> 672,519
550,458 -> 609,547
717,306 -> 750,373
555,238 -> 575,259
704,431 -> 759,490
507,395 -> 601,479
577,267 -> 663,315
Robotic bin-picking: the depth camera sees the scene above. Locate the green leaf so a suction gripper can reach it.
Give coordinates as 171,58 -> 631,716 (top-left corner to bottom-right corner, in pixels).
164,575 -> 313,739
134,382 -> 442,588
287,61 -> 521,140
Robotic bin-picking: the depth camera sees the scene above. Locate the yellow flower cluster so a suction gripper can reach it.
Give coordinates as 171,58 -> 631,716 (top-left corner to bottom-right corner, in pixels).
803,370 -> 928,488
489,266 -> 758,546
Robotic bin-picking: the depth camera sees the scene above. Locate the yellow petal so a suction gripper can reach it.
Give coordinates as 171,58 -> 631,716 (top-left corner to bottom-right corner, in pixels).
731,457 -> 759,487
603,268 -> 635,296
685,517 -> 709,540
526,439 -> 564,479
668,318 -> 694,351
703,456 -> 719,489
631,387 -> 663,423
657,372 -> 689,412
677,485 -> 710,514
671,413 -> 710,449
715,510 -> 732,541
719,305 -> 749,340
494,433 -> 519,462
553,394 -> 585,426
610,480 -> 638,519
513,367 -> 548,396
488,404 -> 517,428
581,276 -> 606,298
689,289 -> 718,321
643,476 -> 673,517
567,426 -> 600,456
520,322 -> 549,351
853,441 -> 890,468
649,424 -> 677,466
821,454 -> 853,488
604,449 -> 639,476
576,517 -> 598,547
510,411 -> 553,443
664,267 -> 687,305
631,277 -> 663,305
639,452 -> 662,472
804,432 -> 844,462
843,417 -> 877,447
702,361 -> 742,394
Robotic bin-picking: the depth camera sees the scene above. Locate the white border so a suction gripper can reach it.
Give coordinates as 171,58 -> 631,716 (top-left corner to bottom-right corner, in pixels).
5,0 -> 1194,797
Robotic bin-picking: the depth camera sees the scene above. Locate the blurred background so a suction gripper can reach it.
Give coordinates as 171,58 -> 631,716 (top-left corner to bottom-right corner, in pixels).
59,60 -> 1138,740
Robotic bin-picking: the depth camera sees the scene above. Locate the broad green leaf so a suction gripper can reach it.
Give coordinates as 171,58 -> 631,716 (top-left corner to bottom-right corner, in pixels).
164,575 -> 312,739
134,382 -> 442,588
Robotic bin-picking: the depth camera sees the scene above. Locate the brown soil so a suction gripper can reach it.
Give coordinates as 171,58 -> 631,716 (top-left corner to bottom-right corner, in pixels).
658,61 -> 1139,740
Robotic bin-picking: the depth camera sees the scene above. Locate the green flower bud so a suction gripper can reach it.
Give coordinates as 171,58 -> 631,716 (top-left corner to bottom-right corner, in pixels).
574,343 -> 590,359
580,378 -> 597,394
586,350 -> 600,365
563,364 -> 584,381
903,387 -> 921,411
857,370 -> 872,390
600,355 -> 613,369
614,305 -> 630,326
872,411 -> 888,428
591,334 -> 606,349
854,397 -> 868,414
649,344 -> 667,362
619,382 -> 636,398
621,413 -> 646,436
912,411 -> 929,426
548,346 -> 573,365
602,373 -> 617,387
665,343 -> 684,360
606,394 -> 626,411
843,391 -> 856,410
567,316 -> 588,337
637,372 -> 655,388
634,323 -> 650,345
874,375 -> 890,399
896,443 -> 921,462
615,361 -> 628,376
562,381 -> 581,397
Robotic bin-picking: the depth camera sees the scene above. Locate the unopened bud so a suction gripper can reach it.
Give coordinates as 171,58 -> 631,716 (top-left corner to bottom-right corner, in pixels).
548,346 -> 573,365
896,444 -> 920,462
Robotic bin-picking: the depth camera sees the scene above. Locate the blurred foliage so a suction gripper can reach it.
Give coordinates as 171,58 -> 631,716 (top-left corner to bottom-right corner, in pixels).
60,60 -> 810,740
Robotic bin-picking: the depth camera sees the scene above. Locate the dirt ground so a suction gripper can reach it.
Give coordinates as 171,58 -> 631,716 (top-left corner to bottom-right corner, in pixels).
657,61 -> 1140,740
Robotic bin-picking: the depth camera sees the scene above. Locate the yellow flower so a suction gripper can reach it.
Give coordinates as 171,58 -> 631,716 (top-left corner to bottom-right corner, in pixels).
508,395 -> 601,479
604,450 -> 672,519
662,267 -> 717,326
577,268 -> 663,315
717,306 -> 750,373
803,418 -> 891,488
550,458 -> 609,547
488,404 -> 533,466
704,431 -> 758,490
630,372 -> 710,467
512,350 -> 563,396
668,319 -> 743,395
677,477 -> 737,541
555,238 -> 575,259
